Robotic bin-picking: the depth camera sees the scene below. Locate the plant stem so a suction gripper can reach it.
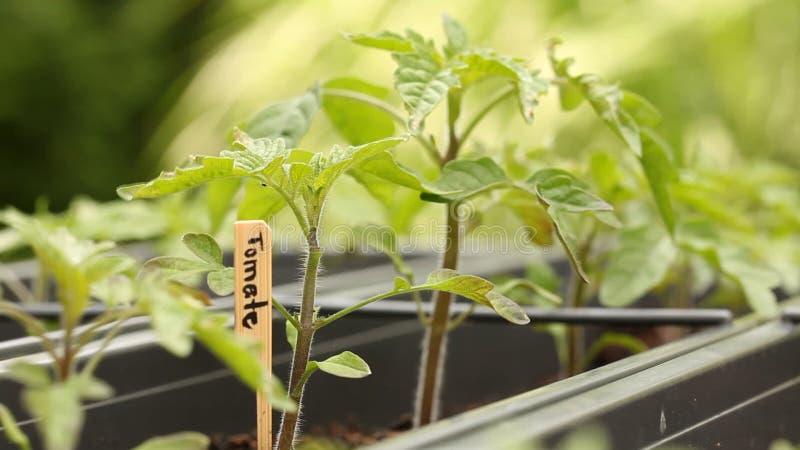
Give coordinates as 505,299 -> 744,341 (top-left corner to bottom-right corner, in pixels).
565,226 -> 596,377
321,88 -> 442,165
273,298 -> 300,329
276,230 -> 322,450
415,210 -> 460,426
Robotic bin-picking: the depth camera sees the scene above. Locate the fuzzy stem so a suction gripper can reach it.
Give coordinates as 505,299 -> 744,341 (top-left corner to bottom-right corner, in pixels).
276,231 -> 322,450
565,226 -> 596,377
415,209 -> 460,427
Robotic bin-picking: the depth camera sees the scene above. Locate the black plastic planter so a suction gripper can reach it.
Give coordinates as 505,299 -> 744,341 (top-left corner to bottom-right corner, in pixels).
367,298 -> 800,450
0,252 -> 735,449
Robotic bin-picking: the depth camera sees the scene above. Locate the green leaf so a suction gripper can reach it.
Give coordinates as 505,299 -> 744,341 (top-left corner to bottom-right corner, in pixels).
315,351 -> 371,378
73,373 -> 114,401
486,291 -> 530,324
442,14 -> 469,58
421,157 -> 510,203
207,268 -> 234,296
351,151 -> 426,193
547,39 -> 584,111
312,137 -> 407,193
206,178 -> 241,234
244,85 -> 319,148
392,32 -> 460,133
497,190 -> 554,246
526,169 -> 613,282
23,382 -> 83,450
117,156 -> 244,200
640,130 -> 678,234
192,315 -> 296,412
322,77 -> 395,145
0,404 -> 31,450
131,432 -> 210,450
0,210 -> 112,325
584,80 -> 641,155
600,226 -> 677,307
83,254 -> 137,283
622,91 -> 661,127
141,282 -> 200,357
182,233 -> 223,266
528,169 -> 613,213
718,248 -> 781,317
495,278 -> 562,306
5,362 -> 51,388
456,50 -> 548,123
285,319 -> 298,352
420,269 -> 529,324
394,276 -> 411,291
345,31 -> 413,52
237,179 -> 287,222
143,257 -> 212,276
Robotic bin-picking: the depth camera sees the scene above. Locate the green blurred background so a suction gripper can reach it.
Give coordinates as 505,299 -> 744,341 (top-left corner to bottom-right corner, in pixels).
1,0 -> 797,212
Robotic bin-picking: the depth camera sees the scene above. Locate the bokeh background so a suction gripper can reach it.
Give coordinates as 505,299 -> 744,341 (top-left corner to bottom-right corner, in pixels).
1,0 -> 798,212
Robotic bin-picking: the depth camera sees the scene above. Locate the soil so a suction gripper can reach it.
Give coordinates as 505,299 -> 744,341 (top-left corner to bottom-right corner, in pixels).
209,416 -> 412,450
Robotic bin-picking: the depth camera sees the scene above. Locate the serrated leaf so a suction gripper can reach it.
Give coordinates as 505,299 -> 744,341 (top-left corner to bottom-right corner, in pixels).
117,156 -> 244,200
312,137 -> 407,192
131,432 -> 210,450
392,33 -> 460,133
442,14 -> 469,58
285,320 -> 298,352
182,233 -> 223,266
345,31 -> 413,52
583,80 -> 641,155
322,78 -> 395,145
420,157 -> 510,203
640,130 -> 678,234
244,85 -> 319,148
207,178 -> 241,234
207,268 -> 234,296
547,39 -> 584,111
315,351 -> 371,378
528,169 -> 613,213
0,404 -> 31,450
0,210 -> 112,325
23,382 -> 83,450
456,50 -> 548,123
600,226 -> 677,307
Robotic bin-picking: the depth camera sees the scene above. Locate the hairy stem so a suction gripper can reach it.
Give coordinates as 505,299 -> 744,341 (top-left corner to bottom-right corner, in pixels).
276,231 -> 322,450
565,226 -> 596,377
415,210 -> 460,426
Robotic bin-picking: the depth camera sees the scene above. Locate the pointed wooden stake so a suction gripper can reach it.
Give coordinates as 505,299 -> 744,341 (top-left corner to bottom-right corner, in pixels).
234,220 -> 272,449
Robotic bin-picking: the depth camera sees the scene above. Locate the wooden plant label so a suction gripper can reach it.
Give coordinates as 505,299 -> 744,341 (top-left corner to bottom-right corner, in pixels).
234,220 -> 272,449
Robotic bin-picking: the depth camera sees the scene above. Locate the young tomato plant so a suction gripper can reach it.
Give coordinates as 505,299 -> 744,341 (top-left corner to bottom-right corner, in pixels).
0,209 -> 291,450
118,128 -> 530,448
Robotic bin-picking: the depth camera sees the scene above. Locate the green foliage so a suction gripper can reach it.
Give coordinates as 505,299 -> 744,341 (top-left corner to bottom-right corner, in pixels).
306,351 -> 372,380
322,78 -> 395,145
131,432 -> 210,450
600,226 -> 677,307
244,85 -> 320,148
0,404 -> 30,450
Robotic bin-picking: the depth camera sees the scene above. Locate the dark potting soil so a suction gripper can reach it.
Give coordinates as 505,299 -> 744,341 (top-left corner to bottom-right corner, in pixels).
209,415 -> 413,450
